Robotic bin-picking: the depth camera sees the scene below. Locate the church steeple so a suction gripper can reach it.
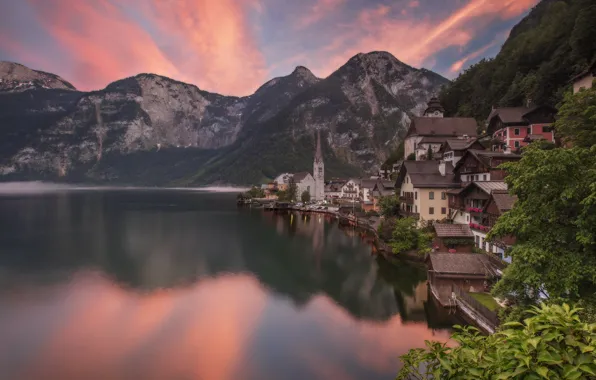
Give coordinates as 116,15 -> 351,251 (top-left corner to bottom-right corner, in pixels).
313,129 -> 325,201
315,129 -> 323,163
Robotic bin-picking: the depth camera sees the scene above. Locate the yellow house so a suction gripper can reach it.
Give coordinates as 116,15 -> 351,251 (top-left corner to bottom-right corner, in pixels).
395,160 -> 459,224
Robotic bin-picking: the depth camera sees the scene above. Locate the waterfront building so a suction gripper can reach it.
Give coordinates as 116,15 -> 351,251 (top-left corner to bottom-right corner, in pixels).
313,130 -> 325,201
395,160 -> 459,223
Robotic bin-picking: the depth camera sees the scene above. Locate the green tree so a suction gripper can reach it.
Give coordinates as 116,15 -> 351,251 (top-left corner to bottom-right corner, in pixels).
390,217 -> 431,255
488,144 -> 596,316
407,153 -> 416,161
378,196 -> 400,217
301,190 -> 311,203
244,186 -> 265,199
570,3 -> 596,64
397,303 -> 596,380
426,145 -> 433,161
278,177 -> 298,202
554,83 -> 596,148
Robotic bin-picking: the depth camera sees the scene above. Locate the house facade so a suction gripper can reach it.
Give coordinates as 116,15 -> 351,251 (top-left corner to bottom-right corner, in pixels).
453,150 -> 521,183
433,224 -> 475,253
341,179 -> 360,199
439,138 -> 485,166
396,161 -> 459,223
293,172 -> 316,200
487,106 -> 556,151
404,98 -> 478,160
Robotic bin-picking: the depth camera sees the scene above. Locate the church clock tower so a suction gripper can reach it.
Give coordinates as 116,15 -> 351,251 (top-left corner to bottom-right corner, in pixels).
313,130 -> 325,201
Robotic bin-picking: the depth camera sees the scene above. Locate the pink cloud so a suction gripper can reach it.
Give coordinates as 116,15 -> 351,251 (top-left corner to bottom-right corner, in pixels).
308,0 -> 539,78
296,0 -> 346,29
449,37 -> 503,73
409,1 -> 420,8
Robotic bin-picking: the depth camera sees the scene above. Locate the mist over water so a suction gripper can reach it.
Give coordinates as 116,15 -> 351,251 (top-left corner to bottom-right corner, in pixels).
0,181 -> 249,194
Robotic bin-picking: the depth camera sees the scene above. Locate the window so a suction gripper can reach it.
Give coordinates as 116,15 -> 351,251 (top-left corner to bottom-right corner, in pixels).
514,128 -> 520,136
415,192 -> 418,200
441,192 -> 446,200
543,126 -> 553,132
514,141 -> 520,148
467,215 -> 470,222
429,191 -> 434,200
429,207 -> 434,215
483,174 -> 487,181
441,207 -> 446,215
527,127 -> 531,134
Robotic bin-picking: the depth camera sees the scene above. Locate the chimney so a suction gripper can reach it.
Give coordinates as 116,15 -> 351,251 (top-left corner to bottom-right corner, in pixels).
439,160 -> 446,176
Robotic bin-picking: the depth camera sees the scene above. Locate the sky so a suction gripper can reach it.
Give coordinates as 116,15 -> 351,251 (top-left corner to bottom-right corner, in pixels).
0,0 -> 539,96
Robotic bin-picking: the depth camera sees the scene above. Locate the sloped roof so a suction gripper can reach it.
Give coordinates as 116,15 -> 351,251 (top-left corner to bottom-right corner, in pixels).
409,173 -> 459,188
474,181 -> 508,194
572,60 -> 596,81
434,224 -> 474,238
409,117 -> 478,137
443,138 -> 482,151
293,172 -> 312,182
491,190 -> 517,212
487,107 -> 530,124
419,136 -> 450,144
404,161 -> 453,174
428,253 -> 494,276
455,149 -> 521,171
360,179 -> 378,189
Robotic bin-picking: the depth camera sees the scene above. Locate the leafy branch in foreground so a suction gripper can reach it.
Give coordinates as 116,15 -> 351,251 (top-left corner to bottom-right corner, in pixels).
397,303 -> 596,380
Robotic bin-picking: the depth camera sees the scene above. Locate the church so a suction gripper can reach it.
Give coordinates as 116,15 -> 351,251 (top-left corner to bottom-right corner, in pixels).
274,130 -> 325,201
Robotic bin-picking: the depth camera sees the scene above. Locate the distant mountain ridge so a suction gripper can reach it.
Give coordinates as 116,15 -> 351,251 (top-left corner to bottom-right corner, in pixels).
0,52 -> 449,185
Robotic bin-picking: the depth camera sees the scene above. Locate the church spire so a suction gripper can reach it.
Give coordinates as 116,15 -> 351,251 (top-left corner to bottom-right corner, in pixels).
315,129 -> 323,163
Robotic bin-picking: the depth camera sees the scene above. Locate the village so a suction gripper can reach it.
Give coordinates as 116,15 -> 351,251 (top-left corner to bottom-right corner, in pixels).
240,63 -> 596,334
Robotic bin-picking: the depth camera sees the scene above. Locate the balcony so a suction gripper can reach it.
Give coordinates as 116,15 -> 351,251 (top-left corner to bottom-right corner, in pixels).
469,222 -> 490,233
400,196 -> 415,205
467,207 -> 484,215
402,211 -> 420,220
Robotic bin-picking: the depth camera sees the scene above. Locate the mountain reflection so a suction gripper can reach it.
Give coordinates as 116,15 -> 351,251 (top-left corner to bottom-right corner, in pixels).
0,191 -> 454,380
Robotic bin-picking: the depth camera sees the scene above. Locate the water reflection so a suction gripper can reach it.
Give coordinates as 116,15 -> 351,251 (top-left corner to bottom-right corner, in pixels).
0,191 -> 454,380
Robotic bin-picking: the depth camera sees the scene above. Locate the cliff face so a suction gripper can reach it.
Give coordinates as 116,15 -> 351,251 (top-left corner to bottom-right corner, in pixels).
0,52 -> 448,185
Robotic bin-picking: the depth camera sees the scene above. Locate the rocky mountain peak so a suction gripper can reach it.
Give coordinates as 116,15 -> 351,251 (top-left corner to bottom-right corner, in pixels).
0,61 -> 76,92
291,65 -> 318,81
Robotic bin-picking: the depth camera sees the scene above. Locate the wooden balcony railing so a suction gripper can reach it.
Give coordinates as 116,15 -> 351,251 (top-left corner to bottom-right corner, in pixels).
400,196 -> 415,205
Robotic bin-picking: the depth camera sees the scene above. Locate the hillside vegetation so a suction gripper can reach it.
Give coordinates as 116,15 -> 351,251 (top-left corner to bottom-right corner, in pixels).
440,0 -> 596,124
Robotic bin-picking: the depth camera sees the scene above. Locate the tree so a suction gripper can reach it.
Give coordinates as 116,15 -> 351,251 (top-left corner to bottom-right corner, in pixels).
426,145 -> 433,161
244,186 -> 265,199
390,217 -> 432,255
378,196 -> 400,217
397,303 -> 596,379
301,190 -> 311,203
278,177 -> 298,202
407,153 -> 416,161
488,144 -> 596,319
554,83 -> 596,148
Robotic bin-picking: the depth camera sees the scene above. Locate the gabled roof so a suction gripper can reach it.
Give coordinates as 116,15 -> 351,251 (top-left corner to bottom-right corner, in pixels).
434,224 -> 474,238
400,161 -> 459,188
572,60 -> 596,82
487,107 -> 530,124
490,190 -> 517,213
427,253 -> 496,277
454,149 -> 521,172
360,179 -> 378,189
407,117 -> 478,138
293,172 -> 312,182
442,138 -> 483,151
419,136 -> 450,144
474,181 -> 508,194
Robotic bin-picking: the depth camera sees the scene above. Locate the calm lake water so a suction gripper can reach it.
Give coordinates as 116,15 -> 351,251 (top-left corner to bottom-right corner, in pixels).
0,189 -> 455,380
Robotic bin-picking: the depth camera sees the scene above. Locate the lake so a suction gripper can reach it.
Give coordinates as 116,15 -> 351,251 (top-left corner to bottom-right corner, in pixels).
0,188 -> 455,380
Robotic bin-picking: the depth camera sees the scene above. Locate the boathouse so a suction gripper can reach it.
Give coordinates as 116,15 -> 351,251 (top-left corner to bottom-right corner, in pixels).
433,224 -> 475,253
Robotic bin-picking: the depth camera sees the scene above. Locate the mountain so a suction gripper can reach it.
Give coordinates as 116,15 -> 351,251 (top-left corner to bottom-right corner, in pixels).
0,61 -> 76,92
440,0 -> 596,124
0,52 -> 448,185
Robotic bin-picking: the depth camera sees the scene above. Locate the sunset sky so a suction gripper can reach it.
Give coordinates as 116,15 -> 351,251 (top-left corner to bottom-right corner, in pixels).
0,0 -> 539,96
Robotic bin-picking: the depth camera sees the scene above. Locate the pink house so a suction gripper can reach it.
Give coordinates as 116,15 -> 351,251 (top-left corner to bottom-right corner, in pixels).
487,105 -> 557,152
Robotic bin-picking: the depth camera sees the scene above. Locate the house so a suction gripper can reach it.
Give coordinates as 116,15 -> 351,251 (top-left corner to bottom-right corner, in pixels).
324,180 -> 345,200
426,253 -> 501,306
447,181 -> 508,254
273,173 -> 293,191
404,98 -> 478,160
453,150 -> 521,183
395,160 -> 459,223
478,190 -> 517,263
487,105 -> 557,151
371,180 -> 396,211
341,179 -> 360,199
572,60 -> 596,93
439,138 -> 485,166
360,179 -> 377,202
293,172 -> 316,200
433,224 -> 475,253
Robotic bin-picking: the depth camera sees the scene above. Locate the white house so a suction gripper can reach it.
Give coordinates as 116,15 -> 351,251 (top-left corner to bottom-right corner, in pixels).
341,179 -> 360,199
